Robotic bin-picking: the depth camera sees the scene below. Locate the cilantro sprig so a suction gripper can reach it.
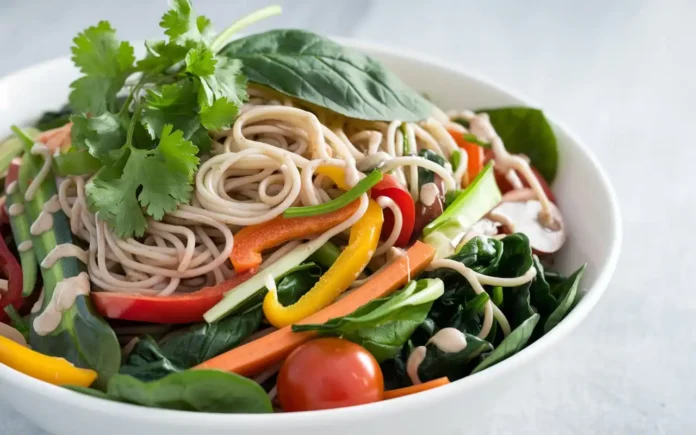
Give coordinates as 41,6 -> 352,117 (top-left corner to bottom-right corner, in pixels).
67,1 -> 280,238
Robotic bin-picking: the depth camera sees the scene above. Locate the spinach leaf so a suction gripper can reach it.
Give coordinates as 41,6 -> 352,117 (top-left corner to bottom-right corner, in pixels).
528,255 -> 558,315
496,233 -> 534,278
380,342 -> 413,390
293,279 -> 444,362
417,333 -> 493,382
543,264 -> 585,333
478,107 -> 558,183
276,262 -> 323,306
35,104 -> 73,131
65,385 -> 120,402
220,29 -> 432,121
450,292 -> 490,336
504,282 -> 536,329
121,307 -> 263,381
105,371 -> 272,413
417,149 -> 447,188
471,313 -> 539,374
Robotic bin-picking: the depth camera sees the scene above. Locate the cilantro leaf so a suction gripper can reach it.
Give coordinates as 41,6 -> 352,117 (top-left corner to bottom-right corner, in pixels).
141,80 -> 201,142
85,125 -> 198,237
160,0 -> 208,44
69,21 -> 134,114
71,112 -> 127,161
196,56 -> 248,109
185,47 -> 216,76
136,40 -> 190,74
199,97 -> 238,130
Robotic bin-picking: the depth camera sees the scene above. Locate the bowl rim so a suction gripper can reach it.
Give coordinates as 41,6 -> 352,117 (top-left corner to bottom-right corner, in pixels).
0,36 -> 622,427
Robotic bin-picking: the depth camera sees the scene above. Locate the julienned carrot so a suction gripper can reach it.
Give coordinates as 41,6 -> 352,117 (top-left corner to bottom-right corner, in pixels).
383,377 -> 450,400
448,128 -> 484,186
38,122 -> 72,152
195,241 -> 436,376
231,200 -> 360,273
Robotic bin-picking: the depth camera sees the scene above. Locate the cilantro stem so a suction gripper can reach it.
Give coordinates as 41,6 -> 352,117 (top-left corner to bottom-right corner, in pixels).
211,5 -> 283,52
125,105 -> 142,148
283,170 -> 383,218
119,76 -> 147,118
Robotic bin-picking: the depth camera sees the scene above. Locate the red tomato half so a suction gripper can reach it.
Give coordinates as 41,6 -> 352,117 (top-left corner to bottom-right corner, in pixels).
277,338 -> 384,412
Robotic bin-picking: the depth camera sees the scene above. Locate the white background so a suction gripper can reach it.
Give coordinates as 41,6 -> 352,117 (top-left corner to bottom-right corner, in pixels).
1,0 -> 694,433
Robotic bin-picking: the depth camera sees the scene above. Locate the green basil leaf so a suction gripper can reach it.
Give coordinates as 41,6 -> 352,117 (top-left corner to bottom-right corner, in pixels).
220,29 -> 432,121
471,313 -> 540,374
107,371 -> 272,413
543,264 -> 586,333
477,107 -> 558,182
293,279 -> 444,362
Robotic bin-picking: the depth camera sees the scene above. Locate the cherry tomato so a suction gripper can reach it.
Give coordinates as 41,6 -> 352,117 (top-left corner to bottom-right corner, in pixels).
277,338 -> 384,411
485,151 -> 556,204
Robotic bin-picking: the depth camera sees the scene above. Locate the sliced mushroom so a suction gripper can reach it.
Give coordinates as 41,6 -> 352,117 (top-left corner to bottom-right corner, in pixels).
488,190 -> 566,253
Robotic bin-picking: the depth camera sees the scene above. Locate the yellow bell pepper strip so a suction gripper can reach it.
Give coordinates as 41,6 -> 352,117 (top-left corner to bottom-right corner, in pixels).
0,336 -> 97,387
263,198 -> 383,328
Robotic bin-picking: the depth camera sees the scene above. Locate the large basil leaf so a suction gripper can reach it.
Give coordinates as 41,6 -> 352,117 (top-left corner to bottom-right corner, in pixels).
220,29 -> 432,121
543,264 -> 586,333
477,107 -> 558,183
121,307 -> 262,381
471,313 -> 539,374
417,333 -> 493,382
293,279 -> 444,362
105,371 -> 272,413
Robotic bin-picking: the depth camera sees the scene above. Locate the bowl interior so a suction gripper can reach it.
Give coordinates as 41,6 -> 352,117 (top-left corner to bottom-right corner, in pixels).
0,39 -> 621,434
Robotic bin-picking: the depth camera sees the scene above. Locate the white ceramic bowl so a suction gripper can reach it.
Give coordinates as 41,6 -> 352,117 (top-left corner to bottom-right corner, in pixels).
0,39 -> 621,435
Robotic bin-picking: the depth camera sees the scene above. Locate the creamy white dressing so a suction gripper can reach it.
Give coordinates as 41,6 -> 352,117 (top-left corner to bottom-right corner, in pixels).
0,322 -> 28,347
8,203 -> 23,216
420,182 -> 440,207
5,180 -> 18,195
428,327 -> 468,353
467,113 -> 556,228
31,289 -> 44,313
30,210 -> 54,236
33,272 -> 90,336
41,243 -> 88,269
43,194 -> 62,213
25,143 -> 53,202
0,278 -> 7,292
17,240 -> 33,252
406,345 -> 427,385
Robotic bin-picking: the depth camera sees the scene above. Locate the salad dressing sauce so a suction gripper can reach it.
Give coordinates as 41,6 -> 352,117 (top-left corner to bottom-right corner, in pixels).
8,203 -> 24,216
406,328 -> 469,385
33,272 -> 90,336
41,243 -> 88,269
17,240 -> 33,252
420,182 -> 440,207
29,195 -> 61,236
5,181 -> 18,195
0,322 -> 28,347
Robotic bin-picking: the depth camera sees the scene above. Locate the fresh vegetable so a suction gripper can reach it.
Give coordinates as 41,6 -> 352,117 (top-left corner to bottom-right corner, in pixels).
53,147 -> 102,176
205,166 -> 372,322
93,271 -> 253,324
448,128 -> 484,184
415,333 -> 492,382
283,169 -> 383,218
3,305 -> 30,342
220,29 -> 432,121
231,200 -> 359,273
383,377 -> 450,400
277,338 -> 384,411
492,163 -> 556,203
68,370 -> 273,413
65,0 -> 282,238
293,279 -> 444,362
542,264 -> 586,333
0,217 -> 24,323
38,123 -> 73,152
196,241 -> 436,376
0,336 -> 97,387
471,314 -> 540,374
0,128 -> 39,175
422,163 -> 502,259
370,173 -> 416,247
476,107 -> 558,182
308,241 -> 340,268
120,307 -> 262,381
4,160 -> 38,297
264,198 -> 383,327
12,126 -> 121,383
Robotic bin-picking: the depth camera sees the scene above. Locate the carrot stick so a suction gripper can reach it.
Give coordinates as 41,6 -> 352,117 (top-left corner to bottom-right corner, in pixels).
383,377 -> 450,400
231,200 -> 360,273
448,129 -> 484,185
195,241 -> 436,376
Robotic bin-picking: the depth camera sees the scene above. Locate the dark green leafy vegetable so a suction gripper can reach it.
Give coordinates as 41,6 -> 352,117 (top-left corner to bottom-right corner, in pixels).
293,279 -> 444,362
121,308 -> 262,381
417,149 -> 447,188
68,371 -> 273,413
417,333 -> 492,382
543,265 -> 586,333
220,29 -> 432,121
472,313 -> 540,374
35,105 -> 73,131
477,107 -> 558,182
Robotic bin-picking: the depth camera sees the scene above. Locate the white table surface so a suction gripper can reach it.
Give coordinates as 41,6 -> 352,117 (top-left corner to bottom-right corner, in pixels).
1,0 -> 693,433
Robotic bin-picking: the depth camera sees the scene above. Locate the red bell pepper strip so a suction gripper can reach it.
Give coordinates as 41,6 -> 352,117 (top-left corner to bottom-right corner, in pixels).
0,235 -> 23,324
370,173 -> 415,247
92,272 -> 253,324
